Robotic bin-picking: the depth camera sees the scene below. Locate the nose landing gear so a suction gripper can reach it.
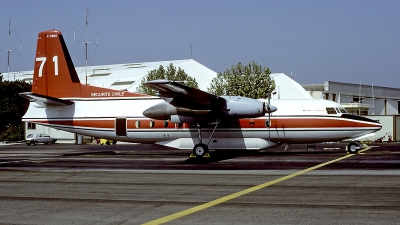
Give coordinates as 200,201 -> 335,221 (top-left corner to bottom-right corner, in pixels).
347,141 -> 362,154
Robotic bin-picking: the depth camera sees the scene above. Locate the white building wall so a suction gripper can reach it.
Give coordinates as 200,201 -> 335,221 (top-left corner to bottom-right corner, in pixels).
386,99 -> 398,115
370,99 -> 385,115
364,115 -> 395,142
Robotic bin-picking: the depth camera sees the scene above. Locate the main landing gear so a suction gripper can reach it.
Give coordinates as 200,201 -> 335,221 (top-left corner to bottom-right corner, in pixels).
191,120 -> 220,158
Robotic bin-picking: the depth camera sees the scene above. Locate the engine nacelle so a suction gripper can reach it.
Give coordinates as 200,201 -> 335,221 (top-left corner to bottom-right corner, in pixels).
143,96 -> 275,121
170,115 -> 211,123
221,96 -> 265,118
143,102 -> 210,120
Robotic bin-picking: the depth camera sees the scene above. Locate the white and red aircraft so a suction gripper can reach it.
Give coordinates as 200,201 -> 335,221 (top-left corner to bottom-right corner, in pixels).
20,30 -> 381,157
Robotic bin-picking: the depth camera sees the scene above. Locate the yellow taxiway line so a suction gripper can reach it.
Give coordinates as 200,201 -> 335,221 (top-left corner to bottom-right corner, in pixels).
143,148 -> 370,225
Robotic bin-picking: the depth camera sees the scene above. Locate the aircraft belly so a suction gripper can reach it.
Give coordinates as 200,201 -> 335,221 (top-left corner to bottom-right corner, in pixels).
268,128 -> 378,143
156,138 -> 279,150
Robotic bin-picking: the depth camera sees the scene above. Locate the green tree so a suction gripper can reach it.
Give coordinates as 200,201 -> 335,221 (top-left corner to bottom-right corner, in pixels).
208,61 -> 276,99
137,64 -> 198,95
0,75 -> 31,141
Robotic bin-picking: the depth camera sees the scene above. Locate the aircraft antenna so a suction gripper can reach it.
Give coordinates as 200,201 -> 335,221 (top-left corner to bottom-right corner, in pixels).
188,44 -> 192,59
84,8 -> 89,81
372,81 -> 374,115
3,19 -> 22,80
74,8 -> 103,84
358,79 -> 361,115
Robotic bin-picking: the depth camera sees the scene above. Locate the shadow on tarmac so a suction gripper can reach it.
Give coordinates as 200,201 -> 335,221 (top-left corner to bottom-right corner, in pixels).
181,149 -> 341,164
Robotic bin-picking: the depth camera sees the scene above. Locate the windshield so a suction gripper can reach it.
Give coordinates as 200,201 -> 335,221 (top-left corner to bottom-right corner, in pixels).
338,107 -> 348,114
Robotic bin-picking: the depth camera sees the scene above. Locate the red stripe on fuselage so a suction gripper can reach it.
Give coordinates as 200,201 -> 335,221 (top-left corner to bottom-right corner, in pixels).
30,116 -> 380,130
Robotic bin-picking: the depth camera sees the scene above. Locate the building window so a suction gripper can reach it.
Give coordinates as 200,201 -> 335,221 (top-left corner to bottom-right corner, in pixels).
353,97 -> 363,103
27,122 -> 36,130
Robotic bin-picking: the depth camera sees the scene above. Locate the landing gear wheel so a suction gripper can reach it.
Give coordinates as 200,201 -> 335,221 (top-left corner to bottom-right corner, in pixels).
347,142 -> 359,154
193,143 -> 209,157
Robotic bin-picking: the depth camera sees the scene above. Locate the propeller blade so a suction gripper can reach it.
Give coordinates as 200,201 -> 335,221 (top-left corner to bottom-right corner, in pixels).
263,102 -> 277,113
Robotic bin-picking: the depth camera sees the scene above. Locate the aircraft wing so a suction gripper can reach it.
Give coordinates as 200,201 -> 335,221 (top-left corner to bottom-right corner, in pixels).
144,80 -> 225,110
144,79 -> 269,122
20,92 -> 74,107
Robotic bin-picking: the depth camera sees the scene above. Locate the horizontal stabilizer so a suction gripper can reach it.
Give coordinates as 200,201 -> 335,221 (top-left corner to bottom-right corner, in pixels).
19,92 -> 74,107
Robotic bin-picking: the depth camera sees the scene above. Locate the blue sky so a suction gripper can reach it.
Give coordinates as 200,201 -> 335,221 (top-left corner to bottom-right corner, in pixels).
1,0 -> 399,88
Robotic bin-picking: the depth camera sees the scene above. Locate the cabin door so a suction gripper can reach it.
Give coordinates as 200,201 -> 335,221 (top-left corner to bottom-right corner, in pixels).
116,118 -> 127,136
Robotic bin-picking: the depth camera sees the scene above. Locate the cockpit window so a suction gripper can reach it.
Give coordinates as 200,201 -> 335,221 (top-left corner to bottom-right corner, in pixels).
326,107 -> 337,114
339,107 -> 348,114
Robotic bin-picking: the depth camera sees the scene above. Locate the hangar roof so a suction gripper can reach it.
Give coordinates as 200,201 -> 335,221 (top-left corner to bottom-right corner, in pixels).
303,81 -> 400,100
7,59 -> 217,92
4,59 -> 310,99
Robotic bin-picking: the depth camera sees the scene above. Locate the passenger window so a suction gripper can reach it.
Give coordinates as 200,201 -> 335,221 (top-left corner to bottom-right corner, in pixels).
163,120 -> 169,128
265,119 -> 271,127
326,107 -> 337,114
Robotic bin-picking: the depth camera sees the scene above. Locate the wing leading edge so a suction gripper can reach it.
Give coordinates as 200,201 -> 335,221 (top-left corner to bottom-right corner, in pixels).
144,80 -> 225,110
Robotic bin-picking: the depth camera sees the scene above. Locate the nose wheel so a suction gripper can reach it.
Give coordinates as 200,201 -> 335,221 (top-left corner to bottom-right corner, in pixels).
347,141 -> 362,154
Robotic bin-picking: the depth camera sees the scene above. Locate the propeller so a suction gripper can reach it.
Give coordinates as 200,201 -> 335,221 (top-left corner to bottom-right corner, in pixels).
263,93 -> 277,129
263,101 -> 277,113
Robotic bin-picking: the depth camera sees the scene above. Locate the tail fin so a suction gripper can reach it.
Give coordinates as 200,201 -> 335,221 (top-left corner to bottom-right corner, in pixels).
32,29 -> 145,98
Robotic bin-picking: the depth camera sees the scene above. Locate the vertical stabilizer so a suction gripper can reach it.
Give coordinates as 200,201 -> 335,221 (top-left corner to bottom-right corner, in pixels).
32,29 -> 146,99
33,30 -> 83,98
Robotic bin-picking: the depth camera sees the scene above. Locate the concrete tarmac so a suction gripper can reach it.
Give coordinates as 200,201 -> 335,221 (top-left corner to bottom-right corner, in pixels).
0,143 -> 399,224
